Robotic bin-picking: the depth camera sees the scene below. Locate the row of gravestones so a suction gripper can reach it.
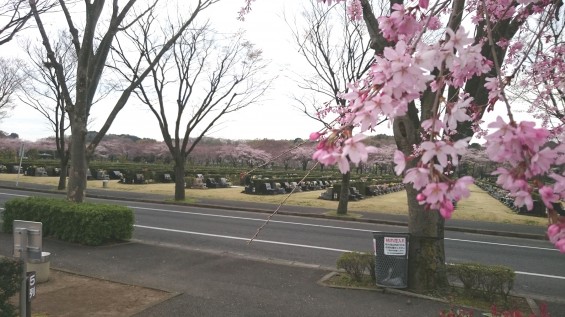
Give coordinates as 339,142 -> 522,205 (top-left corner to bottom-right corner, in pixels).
243,180 -> 336,195
319,183 -> 405,201
475,181 -> 564,216
189,175 -> 232,189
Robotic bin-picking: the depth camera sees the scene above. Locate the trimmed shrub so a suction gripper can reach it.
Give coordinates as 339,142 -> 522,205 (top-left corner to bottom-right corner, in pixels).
0,257 -> 21,317
336,251 -> 375,282
447,262 -> 515,301
2,197 -> 134,246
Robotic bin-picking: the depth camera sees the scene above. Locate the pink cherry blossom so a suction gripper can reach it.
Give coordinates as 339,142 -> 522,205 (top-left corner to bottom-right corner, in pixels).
303,0 -> 565,253
309,131 -> 323,141
539,186 -> 560,209
421,182 -> 449,205
342,134 -> 377,165
439,200 -> 455,219
346,0 -> 362,21
403,167 -> 430,190
393,150 -> 406,175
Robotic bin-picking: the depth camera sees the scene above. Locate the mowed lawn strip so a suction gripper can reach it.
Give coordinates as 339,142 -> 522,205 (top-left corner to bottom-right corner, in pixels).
0,174 -> 546,226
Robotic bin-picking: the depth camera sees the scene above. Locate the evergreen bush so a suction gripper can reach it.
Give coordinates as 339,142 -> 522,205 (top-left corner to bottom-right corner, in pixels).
2,197 -> 134,246
447,263 -> 514,301
336,252 -> 375,282
0,257 -> 21,317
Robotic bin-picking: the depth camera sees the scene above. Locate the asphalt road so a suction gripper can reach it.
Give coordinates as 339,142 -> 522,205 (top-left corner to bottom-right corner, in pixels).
1,188 -> 564,306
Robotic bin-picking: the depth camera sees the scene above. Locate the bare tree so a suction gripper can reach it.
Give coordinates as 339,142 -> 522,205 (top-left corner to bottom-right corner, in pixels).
0,0 -> 54,45
18,33 -> 76,190
112,19 -> 269,200
288,0 -> 374,215
0,57 -> 25,120
29,0 -> 219,202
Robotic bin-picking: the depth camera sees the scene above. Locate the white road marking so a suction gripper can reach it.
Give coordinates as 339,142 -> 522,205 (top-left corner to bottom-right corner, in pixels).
0,193 -> 556,252
132,206 -> 375,232
1,192 -> 562,281
0,192 -> 30,197
446,238 -> 556,251
134,224 -> 351,253
514,271 -> 565,280
136,224 -> 565,281
131,206 -> 557,252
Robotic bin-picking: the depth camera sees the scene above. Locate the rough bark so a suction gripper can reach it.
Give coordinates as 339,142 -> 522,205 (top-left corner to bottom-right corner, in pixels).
405,185 -> 448,291
67,118 -> 87,201
57,158 -> 68,190
337,171 -> 351,215
174,160 -> 185,201
393,101 -> 448,292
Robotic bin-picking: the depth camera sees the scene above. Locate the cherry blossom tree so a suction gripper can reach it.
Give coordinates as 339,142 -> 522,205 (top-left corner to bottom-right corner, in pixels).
112,19 -> 269,201
217,143 -> 272,169
28,0 -> 219,202
507,14 -> 564,130
242,0 -> 565,291
0,136 -> 27,160
291,144 -> 317,171
189,142 -> 225,166
367,143 -> 396,175
311,0 -> 565,291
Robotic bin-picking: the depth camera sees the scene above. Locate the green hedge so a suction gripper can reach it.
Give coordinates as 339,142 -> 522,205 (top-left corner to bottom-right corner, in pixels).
447,262 -> 515,301
0,257 -> 21,317
2,197 -> 134,246
336,251 -> 375,282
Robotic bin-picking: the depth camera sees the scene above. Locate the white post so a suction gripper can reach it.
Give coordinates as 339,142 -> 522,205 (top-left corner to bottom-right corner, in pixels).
16,144 -> 25,187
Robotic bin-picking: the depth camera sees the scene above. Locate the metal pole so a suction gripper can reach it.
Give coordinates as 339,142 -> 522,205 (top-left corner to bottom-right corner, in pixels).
16,144 -> 24,187
19,229 -> 27,317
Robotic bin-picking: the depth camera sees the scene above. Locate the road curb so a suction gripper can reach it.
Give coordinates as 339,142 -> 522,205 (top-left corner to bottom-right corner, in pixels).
0,184 -> 548,241
318,271 -> 547,315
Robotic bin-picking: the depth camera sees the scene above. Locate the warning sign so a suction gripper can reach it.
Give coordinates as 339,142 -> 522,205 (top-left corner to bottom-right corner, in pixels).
384,237 -> 406,256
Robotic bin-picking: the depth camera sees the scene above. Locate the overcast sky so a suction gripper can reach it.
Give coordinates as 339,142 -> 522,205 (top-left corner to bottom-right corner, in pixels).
0,0 -> 533,143
1,0 -> 327,142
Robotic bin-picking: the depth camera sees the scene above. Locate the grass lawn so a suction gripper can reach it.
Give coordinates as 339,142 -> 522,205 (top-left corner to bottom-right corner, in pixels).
0,173 -> 548,226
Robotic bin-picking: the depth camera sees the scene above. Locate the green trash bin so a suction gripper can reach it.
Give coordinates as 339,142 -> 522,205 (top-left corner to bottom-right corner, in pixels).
372,232 -> 409,288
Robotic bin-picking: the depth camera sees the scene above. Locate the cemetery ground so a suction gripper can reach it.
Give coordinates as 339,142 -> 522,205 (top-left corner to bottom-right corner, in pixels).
0,173 -> 552,316
0,173 -> 548,226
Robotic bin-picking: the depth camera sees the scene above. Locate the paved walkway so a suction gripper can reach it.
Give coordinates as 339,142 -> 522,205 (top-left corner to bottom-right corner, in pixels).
0,180 -> 560,316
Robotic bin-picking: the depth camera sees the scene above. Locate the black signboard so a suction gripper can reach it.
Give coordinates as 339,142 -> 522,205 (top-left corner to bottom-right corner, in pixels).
26,271 -> 36,302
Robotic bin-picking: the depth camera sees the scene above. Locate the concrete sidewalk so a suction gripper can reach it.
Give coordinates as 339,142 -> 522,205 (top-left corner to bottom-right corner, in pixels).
0,180 -> 559,316
0,233 -> 452,316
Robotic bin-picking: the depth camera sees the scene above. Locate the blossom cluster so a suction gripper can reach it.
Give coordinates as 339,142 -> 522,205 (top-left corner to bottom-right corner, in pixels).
310,4 -> 492,219
486,117 -> 565,208
485,116 -> 565,251
307,0 -> 565,252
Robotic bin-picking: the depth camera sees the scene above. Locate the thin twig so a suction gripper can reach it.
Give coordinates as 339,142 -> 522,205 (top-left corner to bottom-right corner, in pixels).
248,161 -> 320,244
242,138 -> 313,177
481,0 -> 515,123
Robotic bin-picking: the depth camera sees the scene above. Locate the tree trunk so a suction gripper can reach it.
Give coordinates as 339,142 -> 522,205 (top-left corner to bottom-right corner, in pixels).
174,161 -> 185,201
406,185 -> 448,292
337,171 -> 351,215
57,158 -> 68,190
67,126 -> 87,202
393,106 -> 448,292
